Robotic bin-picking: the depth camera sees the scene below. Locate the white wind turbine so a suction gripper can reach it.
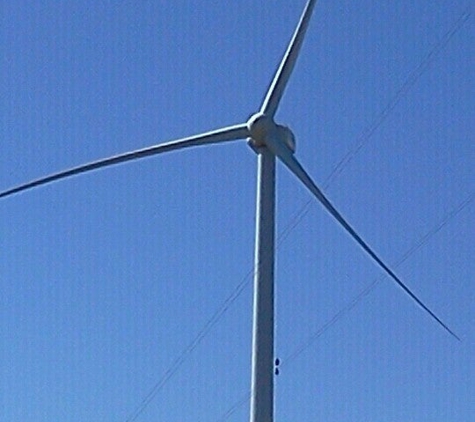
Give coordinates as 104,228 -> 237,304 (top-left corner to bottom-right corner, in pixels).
1,1 -> 460,421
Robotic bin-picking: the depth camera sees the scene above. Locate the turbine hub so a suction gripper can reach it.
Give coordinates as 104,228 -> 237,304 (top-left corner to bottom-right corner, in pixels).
247,112 -> 296,154
247,112 -> 275,145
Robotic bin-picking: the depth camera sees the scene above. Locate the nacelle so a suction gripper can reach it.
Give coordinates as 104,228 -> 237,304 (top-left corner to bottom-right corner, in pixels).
276,124 -> 296,153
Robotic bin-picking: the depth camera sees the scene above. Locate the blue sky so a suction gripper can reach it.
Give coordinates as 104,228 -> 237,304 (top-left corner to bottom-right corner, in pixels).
1,1 -> 473,421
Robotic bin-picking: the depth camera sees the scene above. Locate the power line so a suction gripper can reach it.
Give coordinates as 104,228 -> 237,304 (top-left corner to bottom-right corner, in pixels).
124,266 -> 255,421
323,6 -> 471,188
283,193 -> 474,365
276,6 -> 471,252
215,190 -> 474,422
123,7 -> 471,421
215,392 -> 250,422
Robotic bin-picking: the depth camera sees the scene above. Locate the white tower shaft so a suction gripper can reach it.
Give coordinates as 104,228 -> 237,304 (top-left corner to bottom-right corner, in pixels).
250,147 -> 276,422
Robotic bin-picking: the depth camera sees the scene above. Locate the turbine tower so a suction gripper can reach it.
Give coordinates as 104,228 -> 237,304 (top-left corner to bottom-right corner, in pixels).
0,1 -> 459,421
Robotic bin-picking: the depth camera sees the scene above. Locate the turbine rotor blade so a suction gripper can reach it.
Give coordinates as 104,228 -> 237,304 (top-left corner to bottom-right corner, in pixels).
260,0 -> 318,117
0,123 -> 249,199
265,136 -> 460,341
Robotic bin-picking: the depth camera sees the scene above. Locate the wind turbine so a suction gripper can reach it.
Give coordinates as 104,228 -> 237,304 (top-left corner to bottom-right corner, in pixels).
0,0 -> 460,421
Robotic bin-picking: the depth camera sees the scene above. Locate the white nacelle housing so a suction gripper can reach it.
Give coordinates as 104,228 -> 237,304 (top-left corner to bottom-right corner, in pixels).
276,124 -> 296,153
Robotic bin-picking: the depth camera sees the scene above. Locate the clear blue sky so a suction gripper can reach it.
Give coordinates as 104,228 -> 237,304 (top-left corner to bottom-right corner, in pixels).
1,1 -> 473,421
